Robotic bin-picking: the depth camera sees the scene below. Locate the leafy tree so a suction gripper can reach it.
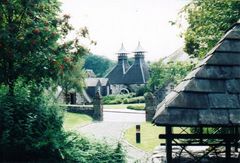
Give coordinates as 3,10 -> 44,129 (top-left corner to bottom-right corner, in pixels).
58,60 -> 86,103
0,0 -> 87,94
148,61 -> 194,91
128,57 -> 135,66
0,1 -> 126,162
0,0 -> 86,161
84,54 -> 115,77
182,0 -> 240,58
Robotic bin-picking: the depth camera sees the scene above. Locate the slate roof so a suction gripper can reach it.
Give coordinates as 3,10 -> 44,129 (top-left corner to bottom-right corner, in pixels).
98,78 -> 109,86
123,43 -> 150,84
106,44 -> 130,84
86,69 -> 96,78
153,23 -> 240,127
85,78 -> 109,87
85,78 -> 101,87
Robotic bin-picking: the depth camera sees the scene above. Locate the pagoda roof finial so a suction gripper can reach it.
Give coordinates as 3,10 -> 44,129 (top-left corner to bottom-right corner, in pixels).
116,43 -> 128,54
134,41 -> 146,53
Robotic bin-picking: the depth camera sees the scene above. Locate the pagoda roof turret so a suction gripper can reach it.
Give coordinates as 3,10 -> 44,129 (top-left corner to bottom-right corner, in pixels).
134,41 -> 146,53
116,43 -> 128,55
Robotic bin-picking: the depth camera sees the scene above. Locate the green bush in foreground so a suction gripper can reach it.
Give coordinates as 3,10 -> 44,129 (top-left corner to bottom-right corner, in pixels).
127,105 -> 145,110
0,80 -> 126,162
62,132 -> 126,163
0,80 -> 64,161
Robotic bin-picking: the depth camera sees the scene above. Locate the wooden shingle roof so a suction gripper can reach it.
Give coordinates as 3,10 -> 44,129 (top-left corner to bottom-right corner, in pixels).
153,23 -> 240,127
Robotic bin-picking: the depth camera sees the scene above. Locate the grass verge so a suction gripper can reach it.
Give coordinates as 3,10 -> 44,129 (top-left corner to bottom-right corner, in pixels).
124,122 -> 164,152
124,122 -> 190,152
63,112 -> 93,131
127,104 -> 145,110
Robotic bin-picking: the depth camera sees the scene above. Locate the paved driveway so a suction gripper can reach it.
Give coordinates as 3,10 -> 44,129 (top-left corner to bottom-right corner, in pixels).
104,108 -> 145,122
77,109 -> 149,162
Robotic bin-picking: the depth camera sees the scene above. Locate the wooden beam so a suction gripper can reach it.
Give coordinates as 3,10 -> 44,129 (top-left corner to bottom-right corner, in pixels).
159,133 -> 240,139
234,127 -> 239,152
160,142 -> 233,146
200,126 -> 203,144
166,126 -> 172,163
225,140 -> 231,161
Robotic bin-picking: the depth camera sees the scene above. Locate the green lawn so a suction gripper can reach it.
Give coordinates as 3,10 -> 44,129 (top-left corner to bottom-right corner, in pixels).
124,122 -> 190,152
63,112 -> 93,131
103,103 -> 145,109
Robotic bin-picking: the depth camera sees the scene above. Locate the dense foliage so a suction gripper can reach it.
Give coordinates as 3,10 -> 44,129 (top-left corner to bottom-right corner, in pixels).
0,1 -> 126,162
103,93 -> 144,104
62,133 -> 126,163
148,61 -> 194,91
0,80 -> 127,162
58,60 -> 86,103
0,0 -> 88,93
0,79 -> 64,161
84,54 -> 115,77
182,0 -> 240,58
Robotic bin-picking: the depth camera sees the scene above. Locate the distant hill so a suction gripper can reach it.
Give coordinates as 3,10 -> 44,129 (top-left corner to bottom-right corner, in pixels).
83,54 -> 115,77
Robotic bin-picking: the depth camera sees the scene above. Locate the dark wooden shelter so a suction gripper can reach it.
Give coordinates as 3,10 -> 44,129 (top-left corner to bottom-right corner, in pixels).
153,23 -> 240,162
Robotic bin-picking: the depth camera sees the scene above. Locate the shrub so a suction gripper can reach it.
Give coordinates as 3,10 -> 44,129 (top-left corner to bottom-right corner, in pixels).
123,96 -> 145,104
135,86 -> 149,96
0,79 -> 127,162
0,80 -> 64,161
61,132 -> 126,162
103,93 -> 135,104
127,105 -> 145,110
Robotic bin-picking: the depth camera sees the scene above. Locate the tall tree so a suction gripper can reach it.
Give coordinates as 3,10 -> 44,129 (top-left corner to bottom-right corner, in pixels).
0,1 -> 87,161
0,0 -> 87,94
148,61 -> 194,91
182,0 -> 240,58
58,60 -> 86,103
84,54 -> 115,77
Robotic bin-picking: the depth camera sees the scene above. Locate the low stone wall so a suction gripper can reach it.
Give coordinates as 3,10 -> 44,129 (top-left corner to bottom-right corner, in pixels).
66,105 -> 94,116
61,91 -> 103,121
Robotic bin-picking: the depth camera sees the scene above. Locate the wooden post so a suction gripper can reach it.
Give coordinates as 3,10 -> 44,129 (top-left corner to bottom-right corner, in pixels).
166,126 -> 172,163
234,127 -> 238,152
226,140 -> 231,161
136,125 -> 141,143
199,126 -> 203,144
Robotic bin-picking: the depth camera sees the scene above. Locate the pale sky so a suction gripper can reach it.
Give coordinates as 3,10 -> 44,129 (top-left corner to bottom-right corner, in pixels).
60,0 -> 189,61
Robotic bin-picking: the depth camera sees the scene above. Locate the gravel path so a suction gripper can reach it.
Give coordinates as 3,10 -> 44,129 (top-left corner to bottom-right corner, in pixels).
76,110 -> 149,162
